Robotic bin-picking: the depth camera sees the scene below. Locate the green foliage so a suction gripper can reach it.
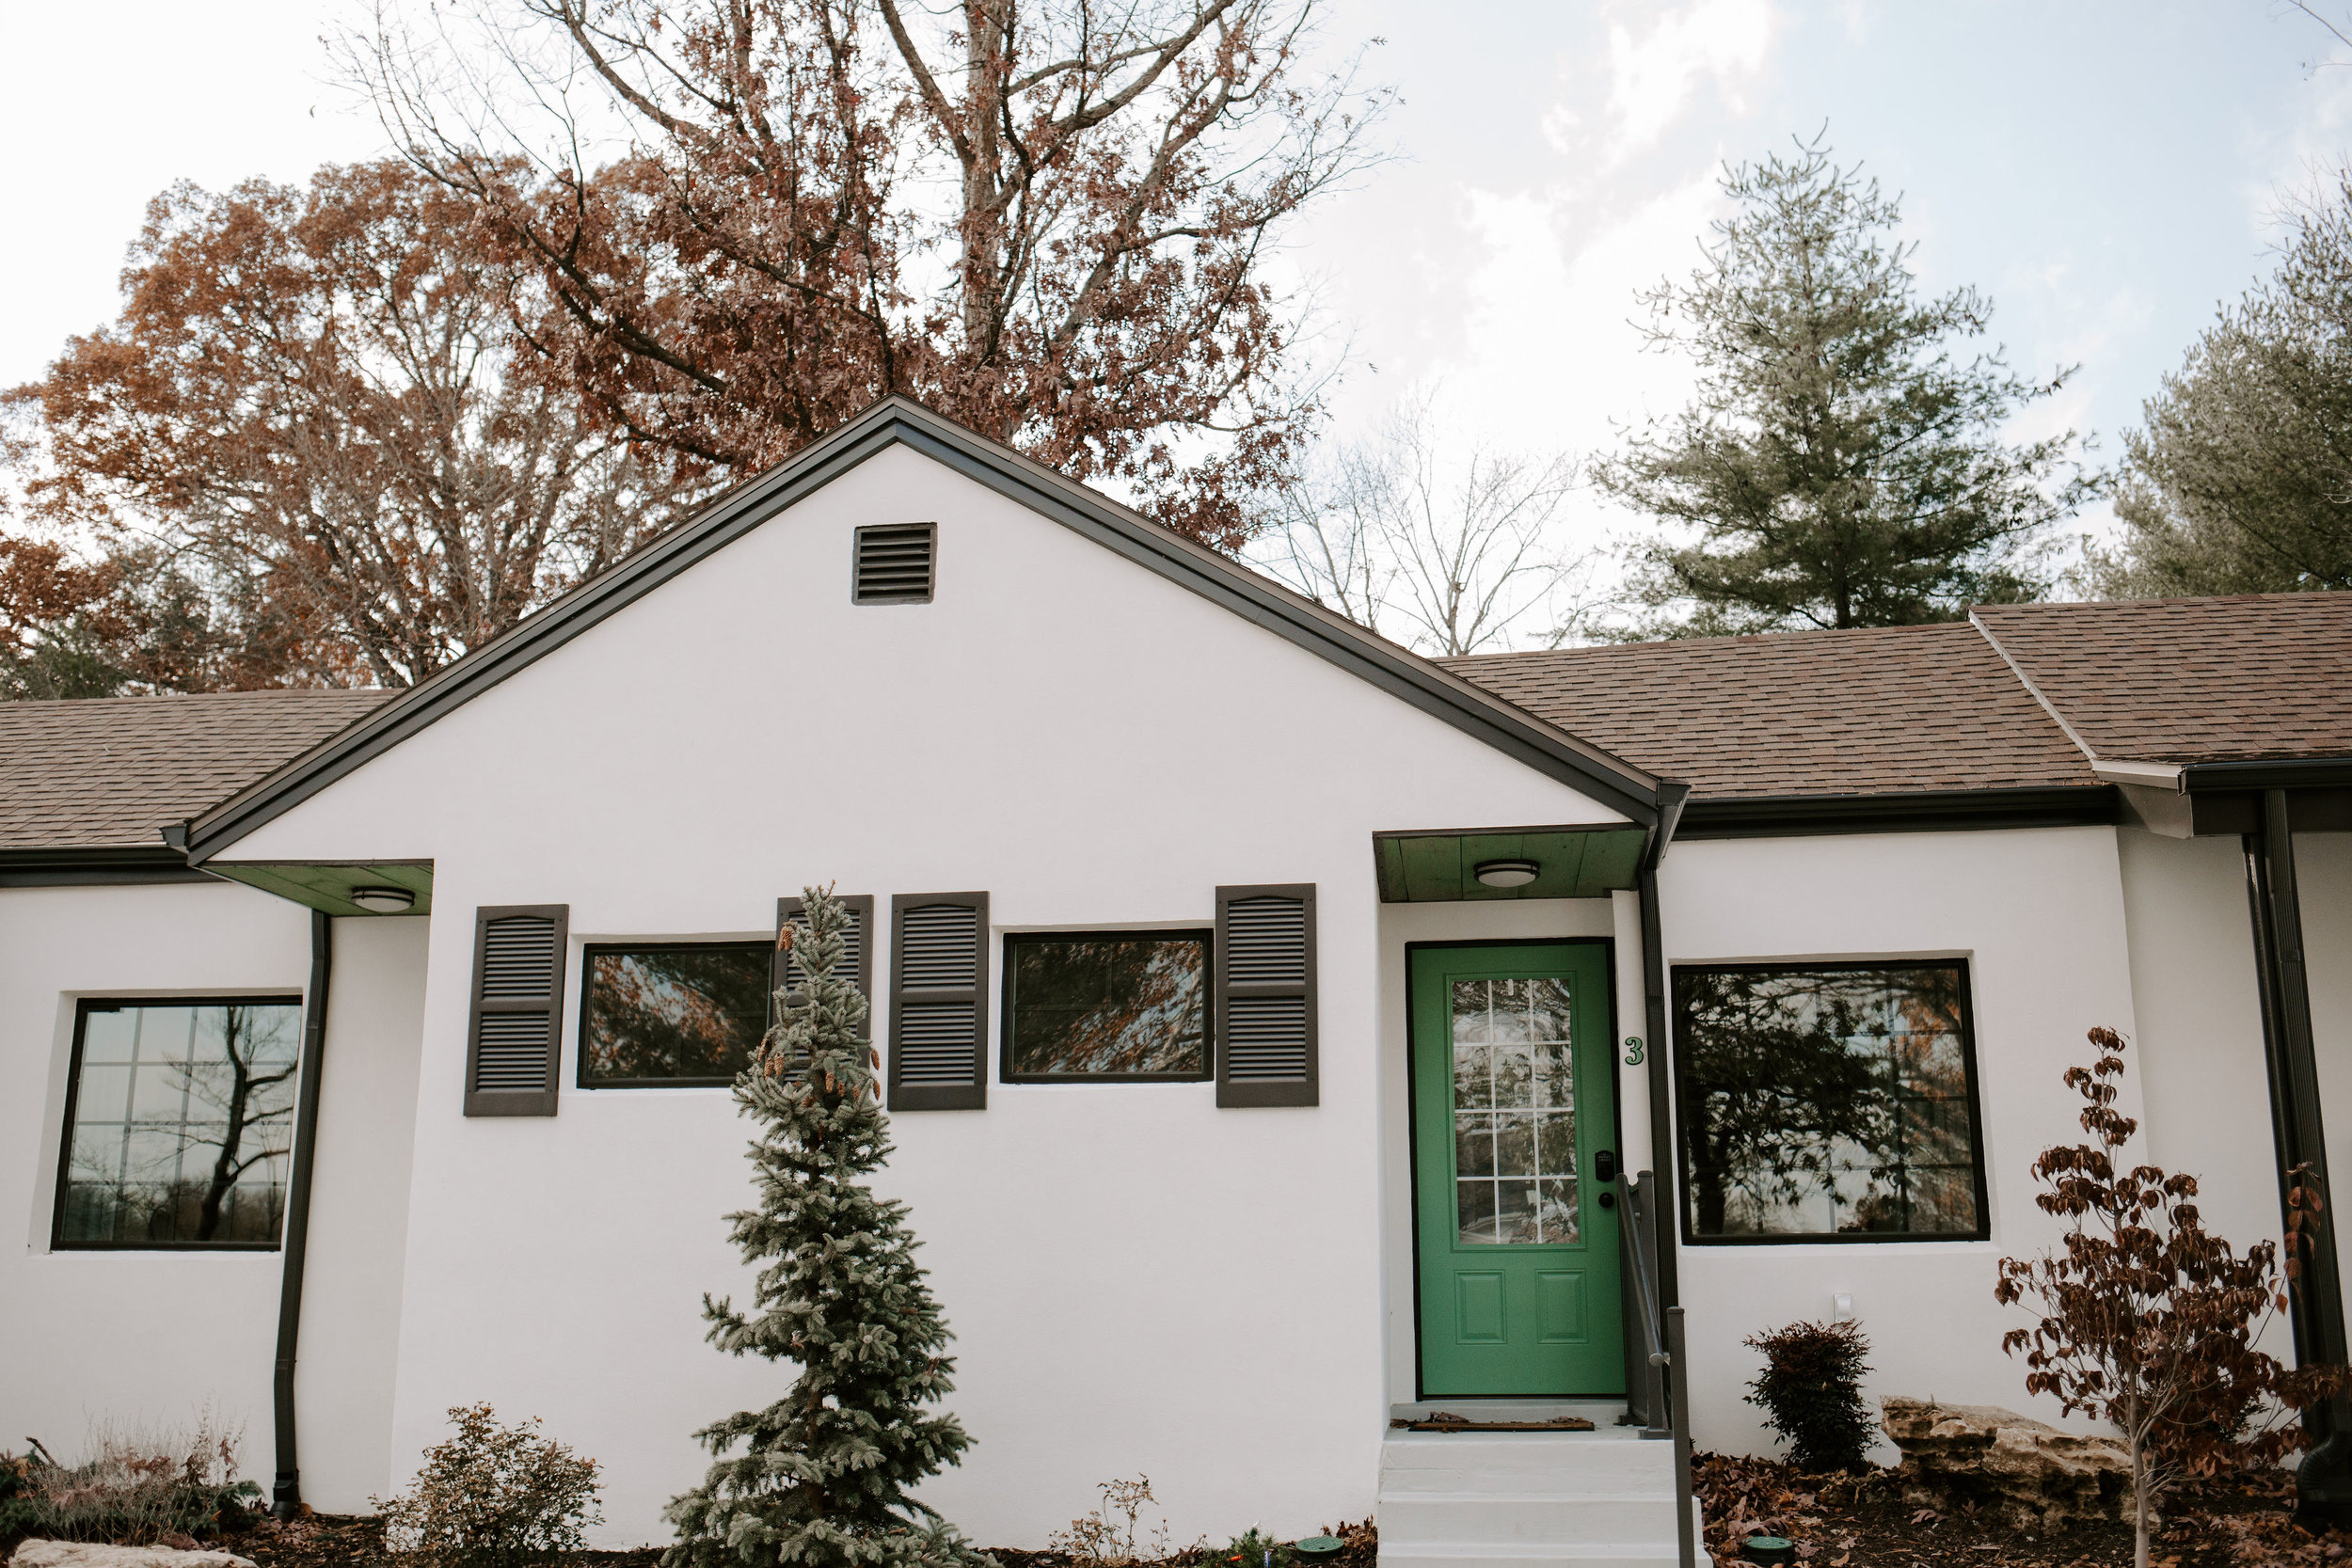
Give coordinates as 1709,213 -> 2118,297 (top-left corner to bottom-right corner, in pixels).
1743,1319 -> 1875,1473
2084,170 -> 2352,597
1594,133 -> 2097,636
0,1421 -> 261,1546
1200,1529 -> 1296,1568
373,1404 -> 603,1567
664,886 -> 992,1568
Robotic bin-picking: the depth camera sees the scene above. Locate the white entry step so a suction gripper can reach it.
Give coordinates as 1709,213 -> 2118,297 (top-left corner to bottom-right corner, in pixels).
1375,1418 -> 1695,1568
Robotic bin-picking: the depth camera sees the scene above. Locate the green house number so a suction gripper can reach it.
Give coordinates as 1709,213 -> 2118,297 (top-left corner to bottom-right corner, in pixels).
1622,1035 -> 1645,1066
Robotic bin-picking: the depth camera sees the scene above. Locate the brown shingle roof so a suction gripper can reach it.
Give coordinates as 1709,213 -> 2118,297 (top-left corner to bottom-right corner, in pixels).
0,690 -> 389,850
1442,622 -> 2099,800
1971,593 -> 2352,764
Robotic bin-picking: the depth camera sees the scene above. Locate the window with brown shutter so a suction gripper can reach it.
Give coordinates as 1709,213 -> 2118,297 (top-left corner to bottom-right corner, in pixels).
1215,884 -> 1317,1107
466,905 -> 568,1117
888,893 -> 988,1110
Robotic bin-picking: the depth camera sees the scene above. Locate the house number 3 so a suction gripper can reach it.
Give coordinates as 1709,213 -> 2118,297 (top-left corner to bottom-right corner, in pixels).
1622,1035 -> 1645,1066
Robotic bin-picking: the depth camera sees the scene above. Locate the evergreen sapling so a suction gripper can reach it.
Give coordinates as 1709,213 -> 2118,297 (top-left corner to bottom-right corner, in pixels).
665,886 -> 993,1568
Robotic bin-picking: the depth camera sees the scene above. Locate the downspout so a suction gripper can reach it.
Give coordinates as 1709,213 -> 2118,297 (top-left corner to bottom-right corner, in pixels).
1638,783 -> 1688,1313
1637,783 -> 1692,1568
273,910 -> 332,1519
2245,790 -> 2352,1528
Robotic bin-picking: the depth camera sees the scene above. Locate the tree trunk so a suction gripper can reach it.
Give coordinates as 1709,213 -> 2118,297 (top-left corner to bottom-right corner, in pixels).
2132,1436 -> 2150,1568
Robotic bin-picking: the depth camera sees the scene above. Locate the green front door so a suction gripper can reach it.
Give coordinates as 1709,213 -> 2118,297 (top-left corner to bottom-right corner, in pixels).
1410,942 -> 1624,1398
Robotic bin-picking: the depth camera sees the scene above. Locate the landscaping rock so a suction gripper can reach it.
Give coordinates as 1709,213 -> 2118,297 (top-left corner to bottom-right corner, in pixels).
8,1542 -> 260,1568
1879,1396 -> 2132,1528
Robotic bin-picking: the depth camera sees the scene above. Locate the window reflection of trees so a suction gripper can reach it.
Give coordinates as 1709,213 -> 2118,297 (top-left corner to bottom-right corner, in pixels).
1675,966 -> 1979,1239
581,946 -> 770,1084
60,1001 -> 303,1246
1007,935 -> 1209,1077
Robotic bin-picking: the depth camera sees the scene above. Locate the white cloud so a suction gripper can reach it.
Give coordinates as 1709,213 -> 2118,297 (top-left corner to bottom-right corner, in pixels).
1603,0 -> 1775,163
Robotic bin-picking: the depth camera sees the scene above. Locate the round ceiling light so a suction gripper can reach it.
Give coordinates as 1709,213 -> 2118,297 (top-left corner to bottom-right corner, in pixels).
350,886 -> 417,913
1472,858 -> 1541,890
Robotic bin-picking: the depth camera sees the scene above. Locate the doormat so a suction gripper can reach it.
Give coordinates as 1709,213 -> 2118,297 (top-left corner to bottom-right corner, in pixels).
1391,1412 -> 1597,1433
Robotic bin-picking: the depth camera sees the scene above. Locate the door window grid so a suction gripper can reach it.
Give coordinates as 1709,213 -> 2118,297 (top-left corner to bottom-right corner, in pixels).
1451,978 -> 1580,1245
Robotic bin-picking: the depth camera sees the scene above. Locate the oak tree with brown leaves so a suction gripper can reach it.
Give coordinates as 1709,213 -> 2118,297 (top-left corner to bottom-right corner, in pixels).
358,0 -> 1386,551
8,159 -> 693,690
1995,1026 -> 2344,1568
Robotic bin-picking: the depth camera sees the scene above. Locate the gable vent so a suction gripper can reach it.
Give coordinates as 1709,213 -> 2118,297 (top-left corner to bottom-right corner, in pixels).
853,523 -> 937,604
1215,884 -> 1317,1107
465,904 -> 568,1117
888,893 -> 989,1111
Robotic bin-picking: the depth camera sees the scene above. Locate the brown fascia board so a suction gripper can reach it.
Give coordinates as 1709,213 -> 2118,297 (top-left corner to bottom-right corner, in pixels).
183,397 -> 1668,862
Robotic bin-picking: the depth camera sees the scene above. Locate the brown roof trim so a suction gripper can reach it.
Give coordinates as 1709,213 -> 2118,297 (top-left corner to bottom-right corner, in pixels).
1677,785 -> 2120,839
184,397 -> 1666,860
0,846 -> 219,888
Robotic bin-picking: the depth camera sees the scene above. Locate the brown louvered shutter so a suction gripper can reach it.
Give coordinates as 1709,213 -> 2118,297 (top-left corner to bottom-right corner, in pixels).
773,895 -> 876,1028
852,523 -> 936,604
888,893 -> 988,1110
1216,884 -> 1317,1107
465,904 -> 568,1117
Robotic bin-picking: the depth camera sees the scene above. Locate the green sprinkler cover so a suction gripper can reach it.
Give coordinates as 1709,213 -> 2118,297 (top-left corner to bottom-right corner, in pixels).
1295,1538 -> 1345,1559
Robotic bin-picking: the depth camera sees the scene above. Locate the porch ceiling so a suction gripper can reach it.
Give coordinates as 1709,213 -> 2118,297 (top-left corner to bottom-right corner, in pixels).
203,860 -> 434,917
1375,827 -> 1647,902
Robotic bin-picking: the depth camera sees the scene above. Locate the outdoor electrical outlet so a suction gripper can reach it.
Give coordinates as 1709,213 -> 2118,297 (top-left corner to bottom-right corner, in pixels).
1833,1293 -> 1854,1322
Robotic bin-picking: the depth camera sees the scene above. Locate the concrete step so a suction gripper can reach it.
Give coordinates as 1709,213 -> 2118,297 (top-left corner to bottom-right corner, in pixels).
1375,1427 -> 1693,1568
1377,1546 -> 1680,1568
1377,1495 -> 1678,1544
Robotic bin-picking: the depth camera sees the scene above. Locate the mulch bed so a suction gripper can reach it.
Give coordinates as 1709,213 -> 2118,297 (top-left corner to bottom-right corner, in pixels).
106,1468 -> 2352,1568
1694,1451 -> 2352,1568
229,1513 -> 1383,1568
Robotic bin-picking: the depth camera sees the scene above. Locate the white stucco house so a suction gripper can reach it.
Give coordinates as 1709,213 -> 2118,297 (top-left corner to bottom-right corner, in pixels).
4,398 -> 2349,1566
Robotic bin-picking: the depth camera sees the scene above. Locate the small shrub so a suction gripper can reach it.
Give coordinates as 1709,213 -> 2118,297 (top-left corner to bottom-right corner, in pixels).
1199,1528 -> 1295,1568
374,1404 -> 602,1568
2,1418 -> 259,1545
1048,1478 -> 1182,1567
1743,1318 -> 1874,1472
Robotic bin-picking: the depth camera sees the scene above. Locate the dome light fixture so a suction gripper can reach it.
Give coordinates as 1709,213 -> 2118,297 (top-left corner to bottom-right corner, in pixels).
1472,857 -> 1541,890
350,885 -> 417,913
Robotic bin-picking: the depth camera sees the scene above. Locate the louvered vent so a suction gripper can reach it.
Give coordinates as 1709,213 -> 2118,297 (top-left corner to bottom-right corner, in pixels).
897,1003 -> 979,1084
474,1013 -> 554,1090
465,905 -> 567,1117
888,893 -> 989,1110
853,523 -> 937,604
900,904 -> 978,987
1215,885 -> 1317,1107
1225,996 -> 1309,1080
1224,897 -> 1309,985
482,917 -> 557,997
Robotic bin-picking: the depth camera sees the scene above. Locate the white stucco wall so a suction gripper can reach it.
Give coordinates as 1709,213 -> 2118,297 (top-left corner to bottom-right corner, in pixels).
294,915 -> 429,1512
1653,827 -> 2146,1460
0,880 -> 311,1465
220,443 -> 1629,1547
2114,830 -> 2281,1264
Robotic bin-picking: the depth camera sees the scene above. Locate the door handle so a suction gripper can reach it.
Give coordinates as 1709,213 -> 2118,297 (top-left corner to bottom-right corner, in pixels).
1595,1148 -> 1616,1183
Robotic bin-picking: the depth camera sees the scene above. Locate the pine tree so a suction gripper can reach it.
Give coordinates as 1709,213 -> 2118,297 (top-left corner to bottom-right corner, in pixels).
665,886 -> 993,1568
1594,134 -> 2099,636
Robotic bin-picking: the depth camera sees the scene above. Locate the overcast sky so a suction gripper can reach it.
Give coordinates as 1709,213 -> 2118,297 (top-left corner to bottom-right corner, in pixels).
6,0 -> 2350,574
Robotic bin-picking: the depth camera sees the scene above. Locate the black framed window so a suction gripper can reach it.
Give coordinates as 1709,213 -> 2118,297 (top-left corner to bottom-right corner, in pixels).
1001,930 -> 1213,1082
55,998 -> 304,1250
1673,961 -> 1988,1243
579,943 -> 771,1087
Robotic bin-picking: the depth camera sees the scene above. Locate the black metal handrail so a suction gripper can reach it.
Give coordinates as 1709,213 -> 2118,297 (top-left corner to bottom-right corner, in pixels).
1621,1171 -> 1696,1568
